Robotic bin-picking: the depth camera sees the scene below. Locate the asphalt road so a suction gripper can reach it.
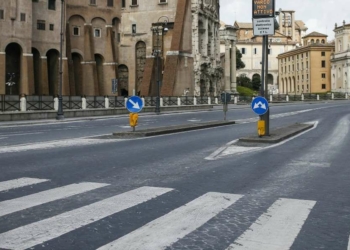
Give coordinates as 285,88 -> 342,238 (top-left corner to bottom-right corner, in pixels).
0,101 -> 350,250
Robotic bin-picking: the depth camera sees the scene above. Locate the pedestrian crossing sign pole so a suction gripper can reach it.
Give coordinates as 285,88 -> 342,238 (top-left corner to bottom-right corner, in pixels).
252,0 -> 277,136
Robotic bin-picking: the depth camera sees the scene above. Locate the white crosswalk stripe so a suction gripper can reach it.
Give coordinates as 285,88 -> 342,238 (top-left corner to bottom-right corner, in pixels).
226,198 -> 316,250
0,177 -> 321,250
0,186 -> 173,250
0,182 -> 109,217
0,177 -> 49,192
97,192 -> 243,250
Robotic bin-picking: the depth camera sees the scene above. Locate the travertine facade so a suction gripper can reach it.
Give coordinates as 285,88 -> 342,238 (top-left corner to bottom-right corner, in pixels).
230,10 -> 308,93
331,21 -> 350,93
0,0 -> 120,96
278,32 -> 334,94
1,0 -> 222,97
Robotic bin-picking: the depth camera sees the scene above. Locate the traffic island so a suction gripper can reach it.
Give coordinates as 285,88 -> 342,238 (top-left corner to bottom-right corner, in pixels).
112,120 -> 236,138
238,123 -> 314,144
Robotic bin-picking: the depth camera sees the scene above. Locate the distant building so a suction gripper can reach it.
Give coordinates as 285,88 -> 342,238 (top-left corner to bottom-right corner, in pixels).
0,0 -> 120,96
130,0 -> 222,97
277,32 -> 334,94
0,0 -> 222,97
231,10 -> 308,94
331,20 -> 350,93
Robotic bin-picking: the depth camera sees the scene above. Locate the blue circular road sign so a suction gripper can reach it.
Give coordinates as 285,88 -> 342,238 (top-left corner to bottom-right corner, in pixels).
251,96 -> 269,115
126,96 -> 144,113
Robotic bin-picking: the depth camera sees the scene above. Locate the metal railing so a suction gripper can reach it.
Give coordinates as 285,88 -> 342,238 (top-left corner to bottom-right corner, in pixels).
109,96 -> 125,108
180,96 -> 194,105
334,92 -> 346,99
272,94 -> 286,102
62,96 -> 82,109
27,96 -> 54,111
86,96 -> 105,109
197,96 -> 209,105
0,95 -> 20,112
144,97 -> 156,106
303,94 -> 317,100
163,96 -> 178,106
0,93 -> 349,113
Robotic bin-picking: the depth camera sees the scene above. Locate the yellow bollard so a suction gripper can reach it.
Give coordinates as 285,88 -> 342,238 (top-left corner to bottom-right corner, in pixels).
257,120 -> 265,137
129,113 -> 138,131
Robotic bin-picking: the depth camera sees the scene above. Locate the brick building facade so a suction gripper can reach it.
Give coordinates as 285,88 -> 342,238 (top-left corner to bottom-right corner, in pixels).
0,0 -> 222,97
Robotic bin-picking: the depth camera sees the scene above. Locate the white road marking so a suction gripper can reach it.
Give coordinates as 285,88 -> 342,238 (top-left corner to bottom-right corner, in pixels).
226,198 -> 316,250
206,121 -> 318,160
235,109 -> 315,124
0,178 -> 49,192
0,138 -> 123,154
0,132 -> 44,137
0,182 -> 109,217
0,186 -> 173,250
98,192 -> 243,250
347,235 -> 350,250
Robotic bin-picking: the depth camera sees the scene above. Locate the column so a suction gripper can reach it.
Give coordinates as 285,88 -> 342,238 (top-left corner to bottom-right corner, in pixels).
279,12 -> 283,34
224,39 -> 231,92
291,12 -> 296,42
82,24 -> 98,96
230,40 -> 237,93
0,52 -> 5,94
20,53 -> 34,95
40,56 -> 49,95
62,58 -> 70,95
103,25 -> 117,96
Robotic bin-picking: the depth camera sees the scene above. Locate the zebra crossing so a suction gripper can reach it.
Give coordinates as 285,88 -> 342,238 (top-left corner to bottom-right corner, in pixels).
0,177 -> 332,250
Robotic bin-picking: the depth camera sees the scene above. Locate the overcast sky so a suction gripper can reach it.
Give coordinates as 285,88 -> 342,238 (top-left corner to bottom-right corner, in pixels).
219,0 -> 350,40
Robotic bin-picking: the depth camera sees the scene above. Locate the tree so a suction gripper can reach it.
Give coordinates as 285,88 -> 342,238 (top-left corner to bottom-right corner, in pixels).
237,74 -> 252,89
252,75 -> 261,91
236,48 -> 245,70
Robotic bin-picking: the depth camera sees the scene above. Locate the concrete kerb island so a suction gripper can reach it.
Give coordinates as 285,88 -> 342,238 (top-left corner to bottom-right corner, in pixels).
238,123 -> 314,144
112,120 -> 236,138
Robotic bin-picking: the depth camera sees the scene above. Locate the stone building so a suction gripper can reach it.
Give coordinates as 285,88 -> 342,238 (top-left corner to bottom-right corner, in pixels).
278,32 -> 334,94
0,0 -> 67,96
135,0 -> 222,97
331,21 -> 350,93
232,10 -> 307,93
0,0 -> 120,97
0,0 -> 222,97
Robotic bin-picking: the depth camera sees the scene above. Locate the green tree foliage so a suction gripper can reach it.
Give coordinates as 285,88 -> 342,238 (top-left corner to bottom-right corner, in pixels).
236,49 -> 245,70
237,74 -> 252,89
252,74 -> 261,91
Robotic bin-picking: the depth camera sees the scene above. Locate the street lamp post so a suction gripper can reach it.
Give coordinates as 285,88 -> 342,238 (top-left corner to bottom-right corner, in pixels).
6,73 -> 15,95
151,16 -> 169,115
56,0 -> 65,120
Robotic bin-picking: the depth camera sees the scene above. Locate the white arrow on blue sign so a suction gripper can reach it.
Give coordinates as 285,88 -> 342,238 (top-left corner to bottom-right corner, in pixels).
126,96 -> 144,113
251,96 -> 269,115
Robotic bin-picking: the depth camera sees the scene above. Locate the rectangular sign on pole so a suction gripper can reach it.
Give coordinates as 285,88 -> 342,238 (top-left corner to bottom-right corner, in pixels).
252,0 -> 275,18
111,79 -> 118,94
253,18 -> 275,36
